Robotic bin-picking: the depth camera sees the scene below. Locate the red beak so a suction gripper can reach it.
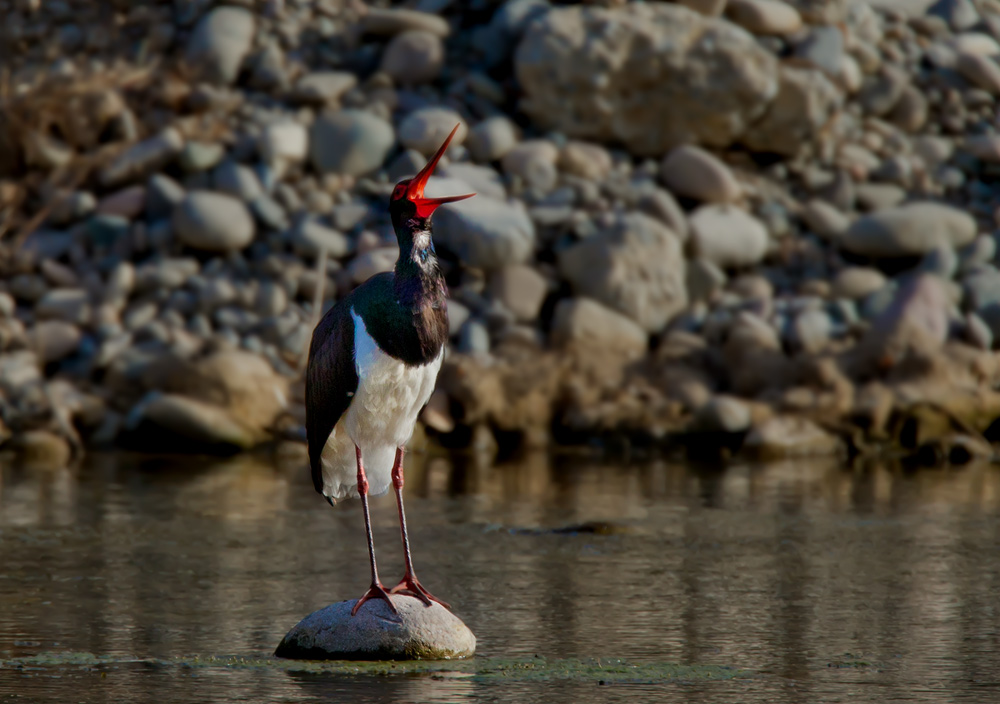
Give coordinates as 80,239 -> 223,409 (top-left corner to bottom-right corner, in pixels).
406,124 -> 475,218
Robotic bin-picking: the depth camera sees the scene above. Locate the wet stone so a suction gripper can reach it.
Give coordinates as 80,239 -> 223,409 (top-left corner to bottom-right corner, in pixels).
275,596 -> 476,661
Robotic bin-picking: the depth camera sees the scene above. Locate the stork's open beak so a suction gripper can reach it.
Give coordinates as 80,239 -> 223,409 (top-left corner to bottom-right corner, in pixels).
407,124 -> 475,218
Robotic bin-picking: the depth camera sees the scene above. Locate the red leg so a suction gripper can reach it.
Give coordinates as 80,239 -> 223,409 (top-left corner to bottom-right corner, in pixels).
351,444 -> 398,617
387,447 -> 451,610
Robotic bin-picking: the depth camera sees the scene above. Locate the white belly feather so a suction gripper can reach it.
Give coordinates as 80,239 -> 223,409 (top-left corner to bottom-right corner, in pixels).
319,307 -> 443,502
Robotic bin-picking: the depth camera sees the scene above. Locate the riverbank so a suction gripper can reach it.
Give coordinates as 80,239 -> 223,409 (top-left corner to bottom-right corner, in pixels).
3,0 -> 1000,467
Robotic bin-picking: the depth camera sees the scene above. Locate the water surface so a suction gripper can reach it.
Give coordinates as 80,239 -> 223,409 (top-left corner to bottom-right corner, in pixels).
1,451 -> 998,702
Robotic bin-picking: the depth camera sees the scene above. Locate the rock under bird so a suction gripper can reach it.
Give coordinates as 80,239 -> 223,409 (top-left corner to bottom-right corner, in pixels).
305,125 -> 474,616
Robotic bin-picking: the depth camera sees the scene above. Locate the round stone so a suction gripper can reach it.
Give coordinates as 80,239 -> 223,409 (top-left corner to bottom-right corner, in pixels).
173,191 -> 255,252
398,107 -> 467,155
661,145 -> 742,203
725,0 -> 803,35
689,205 -> 769,268
275,596 -> 476,660
466,116 -> 518,163
310,110 -> 395,177
185,6 -> 255,86
840,202 -> 977,258
380,30 -> 445,84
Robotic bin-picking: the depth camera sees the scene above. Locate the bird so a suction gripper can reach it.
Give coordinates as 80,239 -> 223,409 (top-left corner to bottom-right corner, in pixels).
305,125 -> 474,617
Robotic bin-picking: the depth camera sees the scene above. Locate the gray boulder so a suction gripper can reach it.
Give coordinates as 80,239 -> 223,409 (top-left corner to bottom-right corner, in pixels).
275,596 -> 476,660
550,297 -> 649,359
515,4 -> 778,154
434,196 -> 535,270
558,213 -> 687,331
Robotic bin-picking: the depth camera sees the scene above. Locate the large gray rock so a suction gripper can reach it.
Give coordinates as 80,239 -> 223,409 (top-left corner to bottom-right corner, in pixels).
550,297 -> 649,359
310,110 -> 395,177
275,596 -> 476,660
133,393 -> 257,450
185,6 -> 255,85
515,4 -> 779,154
434,196 -> 535,270
558,213 -> 687,332
173,191 -> 255,252
840,202 -> 977,258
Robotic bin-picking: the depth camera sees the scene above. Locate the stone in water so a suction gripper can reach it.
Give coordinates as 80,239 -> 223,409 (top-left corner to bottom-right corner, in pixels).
275,595 -> 476,660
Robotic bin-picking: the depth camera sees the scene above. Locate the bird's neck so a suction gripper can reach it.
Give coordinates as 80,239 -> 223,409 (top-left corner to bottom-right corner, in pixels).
393,220 -> 446,313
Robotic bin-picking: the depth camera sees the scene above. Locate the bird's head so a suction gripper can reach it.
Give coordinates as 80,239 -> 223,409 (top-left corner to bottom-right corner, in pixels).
389,124 -> 475,225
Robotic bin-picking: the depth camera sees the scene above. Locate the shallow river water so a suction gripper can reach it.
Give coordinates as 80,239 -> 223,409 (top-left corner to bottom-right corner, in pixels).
1,451 -> 998,703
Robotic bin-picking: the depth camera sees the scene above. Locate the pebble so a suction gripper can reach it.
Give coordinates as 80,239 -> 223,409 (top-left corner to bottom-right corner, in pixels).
558,141 -> 613,181
790,308 -> 832,353
795,25 -> 845,77
487,265 -> 549,322
348,246 -> 398,284
501,140 -> 559,191
100,127 -> 184,187
259,122 -> 309,164
361,7 -> 451,37
660,145 -> 742,203
35,288 -> 90,325
694,395 -> 752,433
725,0 -> 803,35
398,107 -> 467,155
213,160 -> 264,201
309,110 -> 395,177
173,191 -> 255,252
841,202 -> 977,258
290,72 -> 357,104
686,258 -> 727,302
831,267 -> 887,300
637,188 -> 689,240
290,217 -> 351,259
25,320 -> 81,363
801,199 -> 850,240
956,51 -> 1000,94
467,116 -> 518,163
380,30 -> 444,84
920,244 -> 960,279
689,205 -> 769,268
97,186 -> 146,219
185,6 -> 255,86
458,319 -> 491,355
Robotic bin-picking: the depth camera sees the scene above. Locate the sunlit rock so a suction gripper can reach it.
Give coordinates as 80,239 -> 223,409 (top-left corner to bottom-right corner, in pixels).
275,596 -> 476,660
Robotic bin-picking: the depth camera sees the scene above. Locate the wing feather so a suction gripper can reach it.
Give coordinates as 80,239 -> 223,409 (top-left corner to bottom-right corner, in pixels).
305,301 -> 358,498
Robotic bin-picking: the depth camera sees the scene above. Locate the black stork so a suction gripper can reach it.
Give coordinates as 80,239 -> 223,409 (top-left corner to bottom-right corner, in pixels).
305,125 -> 474,616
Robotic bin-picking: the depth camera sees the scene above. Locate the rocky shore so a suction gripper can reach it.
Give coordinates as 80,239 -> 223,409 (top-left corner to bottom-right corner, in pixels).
3,0 -> 1000,467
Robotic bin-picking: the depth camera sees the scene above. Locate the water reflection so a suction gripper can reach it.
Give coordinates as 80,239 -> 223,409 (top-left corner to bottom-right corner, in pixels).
1,452 -> 999,703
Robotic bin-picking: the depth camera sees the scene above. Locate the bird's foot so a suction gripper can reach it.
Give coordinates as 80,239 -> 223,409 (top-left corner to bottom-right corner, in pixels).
351,582 -> 398,617
389,573 -> 451,610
